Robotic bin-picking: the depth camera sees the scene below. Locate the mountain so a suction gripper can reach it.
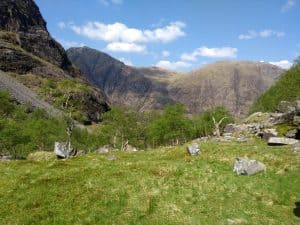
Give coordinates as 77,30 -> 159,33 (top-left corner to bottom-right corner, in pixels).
67,47 -> 284,117
0,0 -> 109,123
169,61 -> 284,116
250,63 -> 300,113
67,47 -> 176,111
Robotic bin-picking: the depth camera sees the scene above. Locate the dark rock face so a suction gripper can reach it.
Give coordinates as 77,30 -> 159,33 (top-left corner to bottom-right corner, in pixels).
0,0 -> 72,70
0,0 -> 110,122
67,47 -> 175,111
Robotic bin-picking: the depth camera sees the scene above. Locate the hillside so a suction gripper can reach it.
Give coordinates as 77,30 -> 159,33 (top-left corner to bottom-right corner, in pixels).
170,61 -> 283,116
67,47 -> 283,117
251,64 -> 300,113
0,141 -> 299,224
0,0 -> 109,123
67,47 -> 176,110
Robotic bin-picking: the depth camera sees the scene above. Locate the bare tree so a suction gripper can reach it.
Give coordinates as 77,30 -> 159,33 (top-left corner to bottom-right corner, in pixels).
212,116 -> 227,137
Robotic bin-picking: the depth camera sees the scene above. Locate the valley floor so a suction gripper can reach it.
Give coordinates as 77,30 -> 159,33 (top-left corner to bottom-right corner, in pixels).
0,140 -> 299,225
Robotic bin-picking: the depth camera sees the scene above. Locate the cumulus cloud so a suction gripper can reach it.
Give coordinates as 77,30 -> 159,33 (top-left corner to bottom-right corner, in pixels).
106,42 -> 146,53
269,60 -> 293,69
156,60 -> 191,71
162,50 -> 170,57
181,46 -> 237,61
281,0 -> 296,12
238,29 -> 285,40
70,21 -> 185,44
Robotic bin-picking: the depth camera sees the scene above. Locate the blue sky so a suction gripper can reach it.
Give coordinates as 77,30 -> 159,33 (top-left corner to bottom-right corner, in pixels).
35,0 -> 300,71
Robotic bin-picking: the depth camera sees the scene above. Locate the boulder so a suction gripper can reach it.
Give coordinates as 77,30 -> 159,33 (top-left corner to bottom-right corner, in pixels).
293,116 -> 300,126
267,112 -> 295,126
187,143 -> 200,156
268,137 -> 299,146
285,129 -> 298,139
96,145 -> 111,154
233,158 -> 266,175
276,101 -> 296,113
124,144 -> 138,152
54,142 -> 76,159
262,128 -> 278,141
0,155 -> 12,161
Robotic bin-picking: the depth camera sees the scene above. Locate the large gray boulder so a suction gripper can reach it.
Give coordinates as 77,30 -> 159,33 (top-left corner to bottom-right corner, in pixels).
268,137 -> 299,146
233,158 -> 266,175
187,143 -> 200,156
54,142 -> 76,159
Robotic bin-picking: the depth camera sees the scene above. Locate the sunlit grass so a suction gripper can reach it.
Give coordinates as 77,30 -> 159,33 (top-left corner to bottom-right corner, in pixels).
0,140 -> 299,224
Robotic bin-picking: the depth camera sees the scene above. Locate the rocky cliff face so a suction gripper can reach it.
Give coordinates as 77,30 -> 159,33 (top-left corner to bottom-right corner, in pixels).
0,0 -> 72,71
68,47 -> 284,117
169,61 -> 284,116
0,0 -> 109,123
67,47 -> 175,110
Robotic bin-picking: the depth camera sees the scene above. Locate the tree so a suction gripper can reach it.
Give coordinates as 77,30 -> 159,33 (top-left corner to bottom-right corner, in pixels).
146,103 -> 193,147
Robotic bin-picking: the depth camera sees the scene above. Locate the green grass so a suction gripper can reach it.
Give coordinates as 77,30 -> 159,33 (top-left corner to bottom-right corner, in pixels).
0,140 -> 299,224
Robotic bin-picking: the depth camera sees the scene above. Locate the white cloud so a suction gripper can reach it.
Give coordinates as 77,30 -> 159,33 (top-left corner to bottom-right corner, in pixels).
269,60 -> 292,69
162,50 -> 170,57
106,42 -> 146,53
99,0 -> 123,6
58,22 -> 66,29
70,21 -> 185,44
281,0 -> 296,12
54,38 -> 85,49
156,60 -> 191,71
181,46 -> 237,61
239,29 -> 285,40
118,57 -> 133,66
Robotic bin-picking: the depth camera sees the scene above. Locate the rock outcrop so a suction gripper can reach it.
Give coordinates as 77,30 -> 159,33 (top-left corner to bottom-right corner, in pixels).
0,0 -> 110,123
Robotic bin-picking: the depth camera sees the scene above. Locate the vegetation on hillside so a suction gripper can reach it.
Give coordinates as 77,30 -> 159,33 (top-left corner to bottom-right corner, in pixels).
0,141 -> 299,224
0,90 -> 233,157
0,91 -> 103,158
250,62 -> 300,113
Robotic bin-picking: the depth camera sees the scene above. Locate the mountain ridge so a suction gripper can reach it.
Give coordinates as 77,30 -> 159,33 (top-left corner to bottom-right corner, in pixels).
67,46 -> 284,117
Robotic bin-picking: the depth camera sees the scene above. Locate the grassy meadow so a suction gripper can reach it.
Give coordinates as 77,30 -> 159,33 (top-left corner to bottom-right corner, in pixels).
0,140 -> 299,225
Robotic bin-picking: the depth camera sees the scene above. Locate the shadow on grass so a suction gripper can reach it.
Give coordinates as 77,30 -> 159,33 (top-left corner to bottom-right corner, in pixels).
294,202 -> 300,217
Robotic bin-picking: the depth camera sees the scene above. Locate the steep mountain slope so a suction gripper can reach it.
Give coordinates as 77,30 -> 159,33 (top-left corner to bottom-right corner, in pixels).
250,64 -> 300,113
0,0 -> 109,123
68,47 -> 283,117
67,47 -> 176,110
169,61 -> 284,116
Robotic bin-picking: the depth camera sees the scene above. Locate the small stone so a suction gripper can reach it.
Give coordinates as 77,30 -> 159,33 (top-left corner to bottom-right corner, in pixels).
293,116 -> 300,126
233,157 -> 266,175
186,143 -> 200,156
107,155 -> 116,161
261,128 -> 277,141
96,145 -> 111,154
0,155 -> 12,161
